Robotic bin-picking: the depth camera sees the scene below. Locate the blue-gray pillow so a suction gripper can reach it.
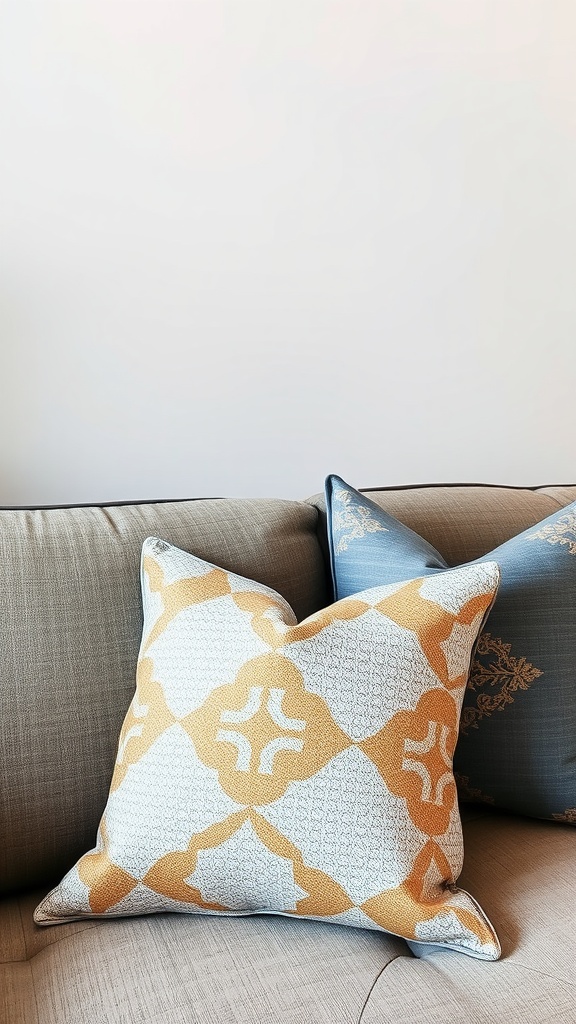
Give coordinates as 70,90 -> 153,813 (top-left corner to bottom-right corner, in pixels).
325,474 -> 576,823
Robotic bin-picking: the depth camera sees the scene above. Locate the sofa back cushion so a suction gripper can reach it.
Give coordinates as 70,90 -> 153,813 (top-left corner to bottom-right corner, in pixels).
0,498 -> 327,895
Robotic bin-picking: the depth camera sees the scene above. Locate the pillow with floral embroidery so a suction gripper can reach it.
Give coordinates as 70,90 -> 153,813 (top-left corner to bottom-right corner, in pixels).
325,473 -> 576,822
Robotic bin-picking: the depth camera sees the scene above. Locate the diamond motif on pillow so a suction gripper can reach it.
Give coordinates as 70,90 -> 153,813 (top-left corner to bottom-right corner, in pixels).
35,538 -> 500,960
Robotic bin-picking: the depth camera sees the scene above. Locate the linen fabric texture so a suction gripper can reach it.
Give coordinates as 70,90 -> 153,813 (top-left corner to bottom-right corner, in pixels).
35,538 -> 500,960
325,474 -> 576,823
8,811 -> 576,1023
0,497 -> 327,897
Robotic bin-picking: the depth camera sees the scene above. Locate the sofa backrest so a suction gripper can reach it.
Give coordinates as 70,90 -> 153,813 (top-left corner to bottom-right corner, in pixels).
0,498 -> 327,895
3,482 -> 576,898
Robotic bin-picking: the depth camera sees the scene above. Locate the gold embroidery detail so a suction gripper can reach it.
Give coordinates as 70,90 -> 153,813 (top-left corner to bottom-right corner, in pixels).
333,489 -> 387,553
77,819 -> 138,913
374,581 -> 494,691
142,554 -> 232,654
70,551 -> 500,954
460,633 -> 543,735
144,810 -> 354,918
528,510 -> 576,555
362,841 -> 497,948
552,807 -> 576,824
362,689 -> 459,836
232,590 -> 368,649
454,773 -> 495,805
110,658 -> 175,792
183,653 -> 350,805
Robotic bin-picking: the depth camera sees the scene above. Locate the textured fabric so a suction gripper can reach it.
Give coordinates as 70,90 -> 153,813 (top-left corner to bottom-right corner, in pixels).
0,498 -> 327,896
36,538 -> 500,958
361,811 -> 576,1024
5,812 -> 575,1023
325,475 -> 576,821
308,483 -> 576,570
361,954 -> 575,1024
2,897 -> 407,1024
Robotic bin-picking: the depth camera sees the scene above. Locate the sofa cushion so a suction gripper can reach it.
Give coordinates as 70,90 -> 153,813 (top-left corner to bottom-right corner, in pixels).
36,538 -> 500,959
361,810 -> 576,1024
0,498 -> 328,896
2,892 -> 407,1024
323,475 -> 576,822
4,811 -> 574,1024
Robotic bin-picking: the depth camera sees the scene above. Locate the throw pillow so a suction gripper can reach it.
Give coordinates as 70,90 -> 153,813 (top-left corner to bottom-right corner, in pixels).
325,474 -> 576,822
35,537 -> 500,960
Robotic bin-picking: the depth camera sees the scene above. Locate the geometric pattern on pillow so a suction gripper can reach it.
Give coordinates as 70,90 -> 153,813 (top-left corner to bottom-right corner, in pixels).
325,474 -> 576,822
35,538 -> 500,960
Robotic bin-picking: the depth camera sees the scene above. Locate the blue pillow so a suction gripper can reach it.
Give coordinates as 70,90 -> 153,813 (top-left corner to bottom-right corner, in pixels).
325,474 -> 576,823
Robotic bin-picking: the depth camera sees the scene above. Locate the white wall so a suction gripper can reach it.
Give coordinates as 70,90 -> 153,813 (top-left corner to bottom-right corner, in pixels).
1,1 -> 575,503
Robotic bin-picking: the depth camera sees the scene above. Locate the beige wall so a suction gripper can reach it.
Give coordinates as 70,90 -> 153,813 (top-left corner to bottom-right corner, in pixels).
1,1 -> 575,503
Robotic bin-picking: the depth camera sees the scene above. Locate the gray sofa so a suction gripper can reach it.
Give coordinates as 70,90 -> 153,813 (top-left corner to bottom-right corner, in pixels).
2,482 -> 575,1024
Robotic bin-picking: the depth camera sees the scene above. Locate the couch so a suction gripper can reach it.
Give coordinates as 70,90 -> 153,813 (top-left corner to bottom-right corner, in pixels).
1,481 -> 575,1024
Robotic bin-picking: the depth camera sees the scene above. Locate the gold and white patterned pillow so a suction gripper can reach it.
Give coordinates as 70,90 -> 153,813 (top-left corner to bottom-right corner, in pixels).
35,538 -> 501,959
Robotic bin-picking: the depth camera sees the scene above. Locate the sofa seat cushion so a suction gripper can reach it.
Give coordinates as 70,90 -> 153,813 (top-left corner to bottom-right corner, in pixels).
3,812 -> 574,1024
0,892 -> 407,1024
361,952 -> 574,1024
362,809 -> 576,1024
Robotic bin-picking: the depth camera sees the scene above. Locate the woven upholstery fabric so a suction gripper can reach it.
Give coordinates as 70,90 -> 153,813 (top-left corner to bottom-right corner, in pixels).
324,475 -> 576,821
36,538 -> 500,959
3,897 -> 407,1024
0,498 -> 327,896
5,811 -> 574,1023
361,951 -> 575,1024
361,810 -> 576,1024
